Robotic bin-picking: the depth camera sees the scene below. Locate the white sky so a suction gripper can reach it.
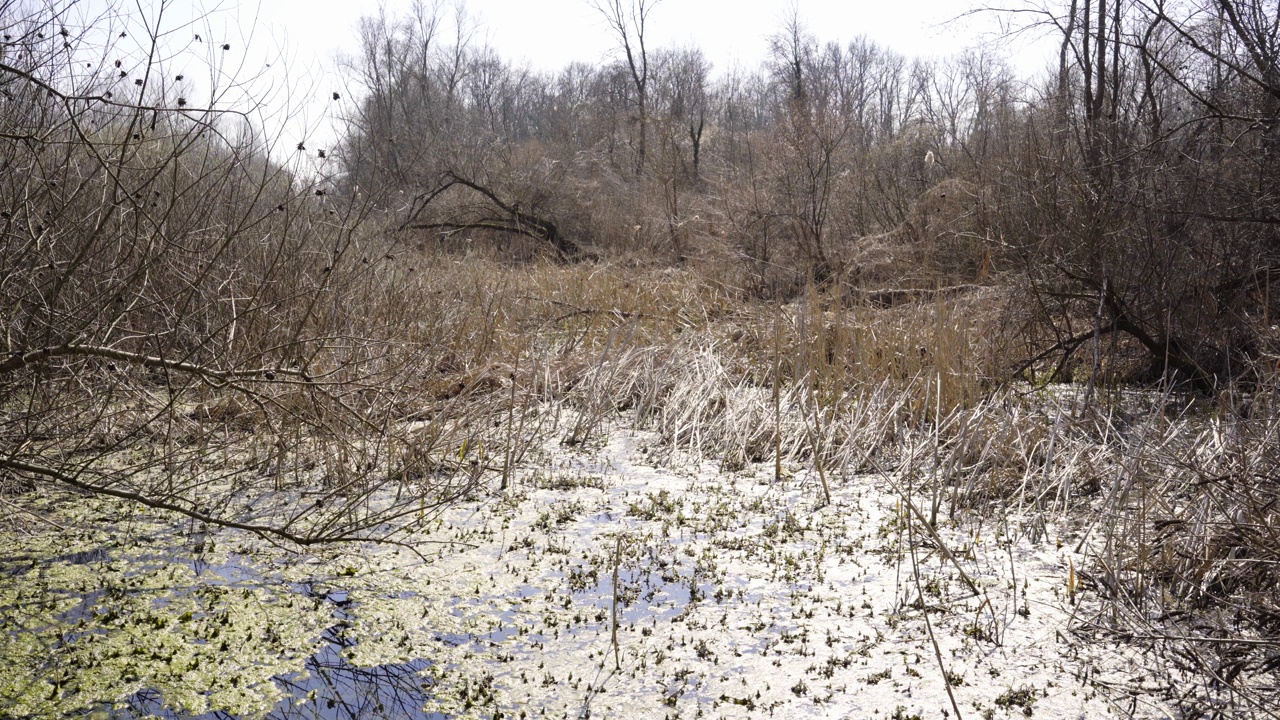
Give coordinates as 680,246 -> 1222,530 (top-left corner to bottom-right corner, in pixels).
67,0 -> 1058,164
251,0 -> 1057,77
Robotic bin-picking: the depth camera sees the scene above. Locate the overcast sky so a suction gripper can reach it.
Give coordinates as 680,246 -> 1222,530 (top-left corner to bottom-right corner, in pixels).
246,0 -> 1055,75
95,0 -> 1056,163
263,0 -> 1029,71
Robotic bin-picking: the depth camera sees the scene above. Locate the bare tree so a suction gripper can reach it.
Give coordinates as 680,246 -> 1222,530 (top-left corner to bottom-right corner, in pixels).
766,13 -> 857,281
652,46 -> 710,180
0,1 -> 482,547
338,0 -> 477,197
973,0 -> 1274,387
591,0 -> 659,176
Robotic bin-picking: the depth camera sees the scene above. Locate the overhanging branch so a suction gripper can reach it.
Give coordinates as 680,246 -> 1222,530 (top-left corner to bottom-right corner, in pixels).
0,457 -> 343,546
0,343 -> 309,380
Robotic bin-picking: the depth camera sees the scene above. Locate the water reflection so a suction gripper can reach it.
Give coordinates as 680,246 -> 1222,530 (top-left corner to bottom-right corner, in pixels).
117,650 -> 437,720
27,544 -> 443,720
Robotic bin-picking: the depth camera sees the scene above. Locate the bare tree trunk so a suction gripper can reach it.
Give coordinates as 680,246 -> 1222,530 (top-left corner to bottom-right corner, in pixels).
593,0 -> 656,177
689,113 -> 704,179
1060,0 -> 1080,98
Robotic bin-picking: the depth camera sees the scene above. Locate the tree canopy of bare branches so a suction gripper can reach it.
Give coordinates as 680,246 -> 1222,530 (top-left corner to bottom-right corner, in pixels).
1,0 -> 483,548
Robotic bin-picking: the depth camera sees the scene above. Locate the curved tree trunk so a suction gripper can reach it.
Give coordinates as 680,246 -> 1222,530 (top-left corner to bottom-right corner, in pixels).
399,172 -> 580,260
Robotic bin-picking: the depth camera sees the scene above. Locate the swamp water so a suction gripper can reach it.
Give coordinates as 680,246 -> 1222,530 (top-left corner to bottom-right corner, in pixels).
2,430 -> 1163,718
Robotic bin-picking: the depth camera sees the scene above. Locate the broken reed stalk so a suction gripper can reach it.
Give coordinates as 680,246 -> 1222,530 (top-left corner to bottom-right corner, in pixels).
569,318 -> 638,445
906,466 -> 966,720
930,372 -> 942,526
611,535 -> 622,672
804,374 -> 833,506
864,438 -> 980,597
501,349 -> 520,492
774,309 -> 783,483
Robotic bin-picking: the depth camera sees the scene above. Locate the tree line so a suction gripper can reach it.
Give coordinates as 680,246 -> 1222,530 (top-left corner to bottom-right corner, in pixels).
339,0 -> 1280,388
